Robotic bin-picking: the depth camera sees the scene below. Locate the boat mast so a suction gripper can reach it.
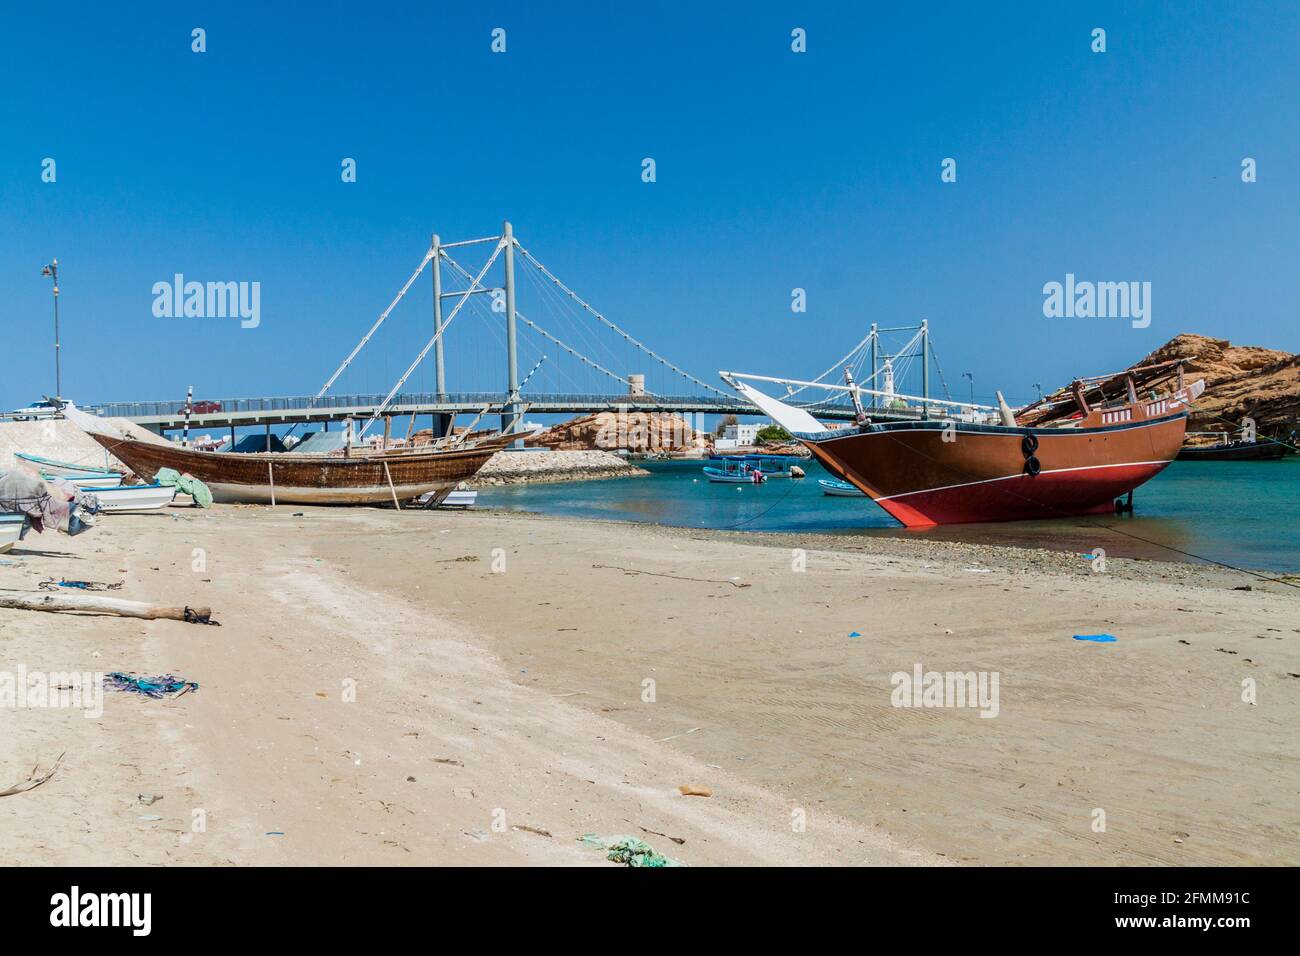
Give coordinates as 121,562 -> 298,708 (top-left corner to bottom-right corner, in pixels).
921,319 -> 930,419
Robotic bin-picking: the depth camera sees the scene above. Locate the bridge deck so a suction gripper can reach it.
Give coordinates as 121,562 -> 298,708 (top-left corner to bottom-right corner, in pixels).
81,392 -> 926,431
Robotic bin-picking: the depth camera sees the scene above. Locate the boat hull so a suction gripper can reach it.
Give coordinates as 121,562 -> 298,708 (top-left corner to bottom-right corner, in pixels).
63,473 -> 125,489
1176,441 -> 1286,461
798,413 -> 1189,526
87,433 -> 514,505
15,452 -> 120,477
818,478 -> 866,497
89,484 -> 178,512
703,469 -> 763,483
0,515 -> 24,553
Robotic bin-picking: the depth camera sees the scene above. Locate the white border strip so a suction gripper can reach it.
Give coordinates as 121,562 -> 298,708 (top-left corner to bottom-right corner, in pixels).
878,459 -> 1174,501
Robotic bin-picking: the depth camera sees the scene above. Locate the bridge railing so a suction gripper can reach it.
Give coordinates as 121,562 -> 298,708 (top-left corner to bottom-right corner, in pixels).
83,392 -> 767,419
82,392 -> 924,422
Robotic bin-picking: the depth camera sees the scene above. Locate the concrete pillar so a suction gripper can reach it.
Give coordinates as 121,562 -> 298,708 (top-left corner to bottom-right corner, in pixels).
432,233 -> 446,400
502,220 -> 521,448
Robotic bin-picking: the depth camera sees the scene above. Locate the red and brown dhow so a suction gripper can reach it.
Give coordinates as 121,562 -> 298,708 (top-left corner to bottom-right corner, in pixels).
725,360 -> 1205,527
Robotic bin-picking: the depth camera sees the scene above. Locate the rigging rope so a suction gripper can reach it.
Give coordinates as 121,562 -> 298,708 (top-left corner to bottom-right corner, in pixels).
439,252 -> 640,392
514,241 -> 728,396
358,240 -> 505,437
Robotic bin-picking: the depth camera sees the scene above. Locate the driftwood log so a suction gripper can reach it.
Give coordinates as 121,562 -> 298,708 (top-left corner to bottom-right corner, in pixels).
0,591 -> 214,623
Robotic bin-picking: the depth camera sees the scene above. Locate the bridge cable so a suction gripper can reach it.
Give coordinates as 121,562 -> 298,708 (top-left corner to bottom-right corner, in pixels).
358,240 -> 505,437
513,241 -> 729,396
439,251 -> 641,393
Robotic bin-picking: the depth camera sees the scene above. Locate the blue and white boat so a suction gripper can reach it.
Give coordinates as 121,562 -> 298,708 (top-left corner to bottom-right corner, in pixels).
818,478 -> 866,497
85,483 -> 178,512
52,471 -> 124,490
704,454 -> 797,481
703,458 -> 769,483
15,451 -> 121,478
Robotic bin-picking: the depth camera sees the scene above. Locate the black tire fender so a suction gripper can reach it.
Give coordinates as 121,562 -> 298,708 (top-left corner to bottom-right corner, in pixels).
1024,455 -> 1041,476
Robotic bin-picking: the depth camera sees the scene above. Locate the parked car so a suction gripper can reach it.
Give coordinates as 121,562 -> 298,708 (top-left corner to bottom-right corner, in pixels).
8,400 -> 61,420
190,400 -> 223,414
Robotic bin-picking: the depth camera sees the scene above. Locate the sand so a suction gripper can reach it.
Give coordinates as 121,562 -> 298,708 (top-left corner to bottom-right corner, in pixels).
0,417 -> 167,475
1,503 -> 1295,866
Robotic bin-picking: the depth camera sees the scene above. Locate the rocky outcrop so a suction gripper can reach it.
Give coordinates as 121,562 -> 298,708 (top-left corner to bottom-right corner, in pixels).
1135,334 -> 1300,437
469,449 -> 648,486
527,411 -> 707,453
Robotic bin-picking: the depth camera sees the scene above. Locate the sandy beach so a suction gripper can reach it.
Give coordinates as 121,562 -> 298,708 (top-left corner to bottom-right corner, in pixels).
2,501 -> 1295,867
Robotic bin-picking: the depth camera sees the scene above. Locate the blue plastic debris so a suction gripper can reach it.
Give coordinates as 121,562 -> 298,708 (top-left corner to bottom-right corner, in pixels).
104,672 -> 199,698
1072,634 -> 1117,643
848,631 -> 862,639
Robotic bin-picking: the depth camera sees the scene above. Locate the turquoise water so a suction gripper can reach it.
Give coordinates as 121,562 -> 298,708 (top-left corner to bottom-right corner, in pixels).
479,458 -> 1300,573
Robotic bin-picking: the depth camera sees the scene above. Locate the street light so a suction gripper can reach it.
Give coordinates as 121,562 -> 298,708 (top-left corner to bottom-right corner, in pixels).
41,259 -> 60,399
961,371 -> 974,406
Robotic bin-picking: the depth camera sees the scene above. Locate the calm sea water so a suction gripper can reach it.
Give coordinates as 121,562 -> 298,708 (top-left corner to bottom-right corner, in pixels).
479,458 -> 1300,572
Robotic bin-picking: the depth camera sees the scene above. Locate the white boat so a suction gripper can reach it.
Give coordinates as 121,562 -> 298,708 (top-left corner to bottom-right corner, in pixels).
439,489 -> 478,508
61,472 -> 125,490
88,483 -> 178,512
819,478 -> 866,497
0,514 -> 25,553
417,488 -> 478,508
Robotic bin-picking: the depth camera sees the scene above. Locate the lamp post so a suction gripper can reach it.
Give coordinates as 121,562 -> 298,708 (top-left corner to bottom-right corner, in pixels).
961,371 -> 974,406
41,259 -> 60,399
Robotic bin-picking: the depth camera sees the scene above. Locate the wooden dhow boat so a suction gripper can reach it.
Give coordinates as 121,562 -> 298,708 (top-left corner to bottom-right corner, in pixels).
60,229 -> 535,507
721,360 -> 1205,526
63,405 -> 515,506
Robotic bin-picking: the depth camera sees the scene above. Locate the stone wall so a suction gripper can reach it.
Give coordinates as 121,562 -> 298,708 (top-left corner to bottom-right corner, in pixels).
469,449 -> 648,486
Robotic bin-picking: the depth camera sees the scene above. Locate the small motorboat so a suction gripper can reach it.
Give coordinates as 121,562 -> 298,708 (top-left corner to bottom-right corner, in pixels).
819,478 -> 866,497
1176,438 -> 1287,461
703,458 -> 768,483
86,483 -> 178,512
55,471 -> 124,489
0,513 -> 25,553
706,454 -> 796,478
417,488 -> 478,508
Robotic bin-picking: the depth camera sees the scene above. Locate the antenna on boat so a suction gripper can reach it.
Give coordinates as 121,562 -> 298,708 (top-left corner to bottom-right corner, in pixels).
843,367 -> 867,423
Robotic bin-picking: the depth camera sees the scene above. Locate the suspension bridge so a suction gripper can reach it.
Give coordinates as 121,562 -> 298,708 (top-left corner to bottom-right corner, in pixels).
83,222 -> 964,439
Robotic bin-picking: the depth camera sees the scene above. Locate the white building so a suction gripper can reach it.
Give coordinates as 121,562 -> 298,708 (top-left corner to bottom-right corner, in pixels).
714,422 -> 760,450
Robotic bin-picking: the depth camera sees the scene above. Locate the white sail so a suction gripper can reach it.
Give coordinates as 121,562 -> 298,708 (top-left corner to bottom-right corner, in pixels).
720,377 -> 826,434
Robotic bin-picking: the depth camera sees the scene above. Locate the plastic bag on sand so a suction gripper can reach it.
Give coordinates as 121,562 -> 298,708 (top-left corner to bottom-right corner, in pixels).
154,468 -> 213,508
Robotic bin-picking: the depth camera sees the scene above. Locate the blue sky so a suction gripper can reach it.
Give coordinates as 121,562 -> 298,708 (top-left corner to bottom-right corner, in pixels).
2,1 -> 1296,414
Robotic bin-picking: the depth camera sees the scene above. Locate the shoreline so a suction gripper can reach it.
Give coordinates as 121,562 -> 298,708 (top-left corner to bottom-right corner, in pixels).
473,504 -> 1297,592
